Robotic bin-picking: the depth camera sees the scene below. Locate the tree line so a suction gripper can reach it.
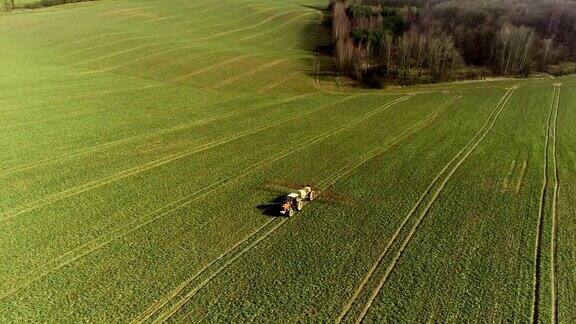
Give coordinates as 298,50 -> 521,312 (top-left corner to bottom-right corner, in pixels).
3,0 -> 97,11
329,0 -> 576,86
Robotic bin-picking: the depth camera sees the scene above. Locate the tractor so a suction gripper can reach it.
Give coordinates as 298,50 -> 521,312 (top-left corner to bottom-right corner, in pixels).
279,186 -> 315,217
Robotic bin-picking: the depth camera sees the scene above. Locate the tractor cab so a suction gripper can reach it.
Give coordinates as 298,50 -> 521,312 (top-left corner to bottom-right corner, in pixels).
280,193 -> 302,217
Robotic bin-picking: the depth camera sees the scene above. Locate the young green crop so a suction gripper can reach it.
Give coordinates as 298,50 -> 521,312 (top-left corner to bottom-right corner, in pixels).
0,0 -> 574,322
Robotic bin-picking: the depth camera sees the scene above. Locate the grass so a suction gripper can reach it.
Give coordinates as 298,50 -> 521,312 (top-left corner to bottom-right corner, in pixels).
0,0 -> 575,322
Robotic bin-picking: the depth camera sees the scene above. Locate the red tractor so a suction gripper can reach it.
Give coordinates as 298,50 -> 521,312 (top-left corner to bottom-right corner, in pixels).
279,186 -> 315,217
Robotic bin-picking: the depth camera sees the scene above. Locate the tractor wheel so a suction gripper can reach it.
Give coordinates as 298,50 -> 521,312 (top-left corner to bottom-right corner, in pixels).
296,200 -> 303,211
288,209 -> 295,217
308,191 -> 316,201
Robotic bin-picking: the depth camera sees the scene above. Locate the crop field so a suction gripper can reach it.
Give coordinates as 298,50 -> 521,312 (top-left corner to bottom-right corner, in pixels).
1,0 -> 575,322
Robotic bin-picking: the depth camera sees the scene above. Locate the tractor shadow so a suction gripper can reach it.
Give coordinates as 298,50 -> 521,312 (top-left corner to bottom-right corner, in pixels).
256,194 -> 287,217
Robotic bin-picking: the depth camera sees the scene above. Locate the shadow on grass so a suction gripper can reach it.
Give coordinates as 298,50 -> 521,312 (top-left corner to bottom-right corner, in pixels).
256,194 -> 287,217
296,4 -> 340,85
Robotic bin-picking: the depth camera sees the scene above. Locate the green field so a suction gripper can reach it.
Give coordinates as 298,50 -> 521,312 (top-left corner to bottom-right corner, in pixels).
1,0 -> 575,322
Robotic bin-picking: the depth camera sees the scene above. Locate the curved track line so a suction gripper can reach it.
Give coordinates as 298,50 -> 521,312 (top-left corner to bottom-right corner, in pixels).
70,43 -> 163,67
354,88 -> 516,323
0,96 -> 356,223
259,71 -> 299,93
334,95 -> 462,323
208,59 -> 287,89
72,8 -> 280,74
59,3 -> 277,50
47,3 -> 216,49
550,84 -> 560,324
0,92 -> 312,177
59,8 -> 306,61
195,10 -> 307,42
238,12 -> 314,41
130,95 -> 415,323
169,56 -> 248,83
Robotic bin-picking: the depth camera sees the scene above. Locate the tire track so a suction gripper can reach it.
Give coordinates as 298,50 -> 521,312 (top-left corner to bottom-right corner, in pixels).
70,43 -> 163,67
318,95 -> 462,192
194,10 -> 307,42
138,95 -> 462,324
515,159 -> 528,194
59,9 -> 306,62
502,160 -> 516,191
170,56 -> 248,84
151,219 -> 288,324
0,92 -> 313,177
352,87 -> 516,323
550,84 -> 560,324
2,53 -> 254,114
207,59 -> 287,89
0,95 -> 356,224
259,71 -> 299,93
238,12 -> 314,41
532,84 -> 561,324
0,94 -> 410,303
131,219 -> 276,323
46,1 -> 207,49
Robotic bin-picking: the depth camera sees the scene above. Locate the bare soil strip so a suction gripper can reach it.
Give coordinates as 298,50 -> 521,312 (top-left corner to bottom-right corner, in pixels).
353,88 -> 516,323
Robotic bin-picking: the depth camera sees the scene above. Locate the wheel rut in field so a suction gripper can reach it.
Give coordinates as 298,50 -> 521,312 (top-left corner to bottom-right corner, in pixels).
532,84 -> 560,324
